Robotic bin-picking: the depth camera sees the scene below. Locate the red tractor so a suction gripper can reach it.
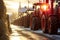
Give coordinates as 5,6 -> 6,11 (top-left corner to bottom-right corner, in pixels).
30,3 -> 42,30
30,0 -> 59,34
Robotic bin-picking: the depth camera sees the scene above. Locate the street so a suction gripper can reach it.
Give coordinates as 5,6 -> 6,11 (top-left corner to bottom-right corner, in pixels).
9,24 -> 53,40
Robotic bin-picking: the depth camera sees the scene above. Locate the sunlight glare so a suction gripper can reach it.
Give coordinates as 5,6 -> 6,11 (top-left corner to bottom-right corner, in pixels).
23,13 -> 27,16
10,24 -> 20,30
21,3 -> 33,8
4,1 -> 19,9
11,32 -> 20,36
10,36 -> 21,40
10,24 -> 25,30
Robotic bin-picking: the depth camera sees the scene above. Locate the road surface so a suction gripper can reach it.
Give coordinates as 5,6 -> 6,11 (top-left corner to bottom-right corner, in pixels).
9,24 -> 52,40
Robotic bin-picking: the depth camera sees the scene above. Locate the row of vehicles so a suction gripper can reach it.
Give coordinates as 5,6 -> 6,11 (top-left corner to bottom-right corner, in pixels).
18,0 -> 60,34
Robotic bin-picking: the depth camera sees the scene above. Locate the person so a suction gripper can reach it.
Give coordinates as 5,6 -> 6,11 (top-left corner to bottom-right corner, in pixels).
0,0 -> 9,40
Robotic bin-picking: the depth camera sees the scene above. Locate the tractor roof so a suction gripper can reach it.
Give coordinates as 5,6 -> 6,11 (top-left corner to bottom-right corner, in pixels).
33,2 -> 48,6
33,3 -> 45,5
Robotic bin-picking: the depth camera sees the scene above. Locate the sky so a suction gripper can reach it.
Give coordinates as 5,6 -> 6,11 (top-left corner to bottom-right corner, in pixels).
4,0 -> 40,8
3,0 -> 38,12
19,0 -> 39,3
4,0 -> 39,3
19,0 -> 39,8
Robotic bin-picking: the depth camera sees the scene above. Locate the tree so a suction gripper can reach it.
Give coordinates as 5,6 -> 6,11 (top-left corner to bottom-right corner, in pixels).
0,0 -> 9,40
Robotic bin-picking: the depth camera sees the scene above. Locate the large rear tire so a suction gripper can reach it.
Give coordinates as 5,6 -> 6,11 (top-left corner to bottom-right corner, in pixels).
48,15 -> 58,34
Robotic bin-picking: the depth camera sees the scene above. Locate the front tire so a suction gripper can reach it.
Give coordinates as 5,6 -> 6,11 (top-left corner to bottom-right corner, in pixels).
31,17 -> 39,30
41,15 -> 48,33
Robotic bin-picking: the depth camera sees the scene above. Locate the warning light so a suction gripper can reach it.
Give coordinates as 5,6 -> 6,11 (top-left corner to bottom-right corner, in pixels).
41,4 -> 49,11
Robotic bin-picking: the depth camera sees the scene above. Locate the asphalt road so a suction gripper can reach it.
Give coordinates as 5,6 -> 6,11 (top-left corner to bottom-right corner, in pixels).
9,24 -> 53,40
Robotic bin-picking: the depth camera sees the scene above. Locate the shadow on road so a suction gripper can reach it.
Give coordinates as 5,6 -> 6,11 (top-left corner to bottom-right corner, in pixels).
17,30 -> 36,40
17,30 -> 53,40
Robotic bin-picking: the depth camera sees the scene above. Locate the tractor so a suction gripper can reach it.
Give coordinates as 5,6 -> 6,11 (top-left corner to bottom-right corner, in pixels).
30,0 -> 59,34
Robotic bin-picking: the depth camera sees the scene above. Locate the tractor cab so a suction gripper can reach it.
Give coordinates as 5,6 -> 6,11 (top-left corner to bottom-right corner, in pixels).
33,2 -> 51,16
30,3 -> 42,30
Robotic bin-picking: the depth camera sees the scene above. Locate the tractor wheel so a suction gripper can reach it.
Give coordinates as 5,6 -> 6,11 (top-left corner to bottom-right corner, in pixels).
41,15 -> 48,33
31,17 -> 35,30
31,17 -> 39,30
48,15 -> 58,34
